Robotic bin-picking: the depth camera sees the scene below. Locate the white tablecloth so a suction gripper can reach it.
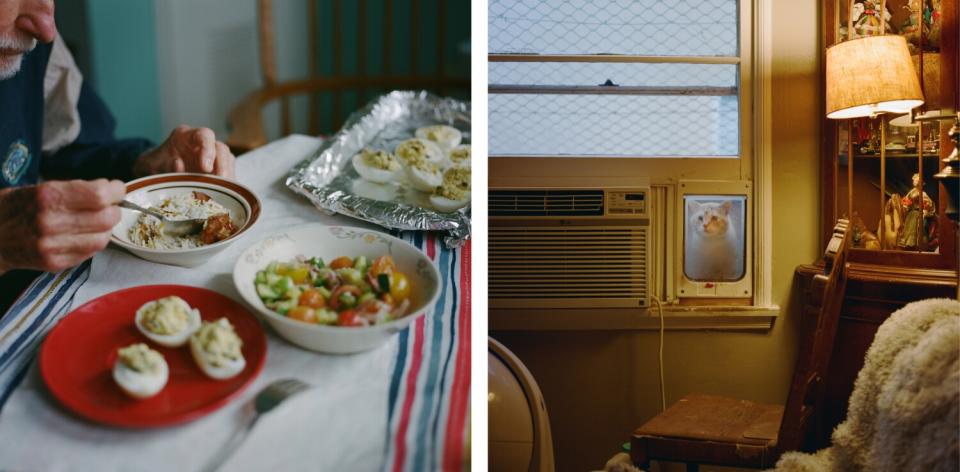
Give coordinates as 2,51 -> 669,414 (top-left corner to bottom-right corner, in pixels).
0,135 -> 399,471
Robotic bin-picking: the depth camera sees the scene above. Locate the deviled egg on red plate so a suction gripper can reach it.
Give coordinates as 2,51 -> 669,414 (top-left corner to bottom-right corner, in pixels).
415,125 -> 462,151
190,318 -> 245,380
395,138 -> 443,166
351,148 -> 402,183
113,343 -> 168,399
135,296 -> 202,348
429,167 -> 471,212
404,156 -> 444,192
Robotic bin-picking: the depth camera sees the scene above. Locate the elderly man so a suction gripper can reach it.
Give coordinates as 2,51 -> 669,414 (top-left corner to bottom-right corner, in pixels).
0,0 -> 235,310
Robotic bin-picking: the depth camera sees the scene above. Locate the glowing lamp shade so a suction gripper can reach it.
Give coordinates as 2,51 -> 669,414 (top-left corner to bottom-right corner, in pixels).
826,35 -> 924,119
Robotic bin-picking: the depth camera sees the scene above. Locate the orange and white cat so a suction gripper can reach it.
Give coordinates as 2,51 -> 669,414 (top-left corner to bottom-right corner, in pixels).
684,200 -> 744,281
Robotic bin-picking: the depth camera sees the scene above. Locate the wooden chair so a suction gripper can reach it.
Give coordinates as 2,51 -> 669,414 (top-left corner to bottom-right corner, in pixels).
226,0 -> 470,153
630,219 -> 852,471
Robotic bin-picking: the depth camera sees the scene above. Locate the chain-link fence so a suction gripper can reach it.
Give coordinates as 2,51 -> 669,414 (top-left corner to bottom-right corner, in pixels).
488,0 -> 742,157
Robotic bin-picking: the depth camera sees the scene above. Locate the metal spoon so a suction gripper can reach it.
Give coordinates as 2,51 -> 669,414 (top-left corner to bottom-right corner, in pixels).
119,200 -> 207,237
200,378 -> 311,472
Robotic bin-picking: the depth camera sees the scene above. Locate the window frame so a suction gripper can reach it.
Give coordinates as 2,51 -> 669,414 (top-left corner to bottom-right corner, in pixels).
487,0 -> 777,314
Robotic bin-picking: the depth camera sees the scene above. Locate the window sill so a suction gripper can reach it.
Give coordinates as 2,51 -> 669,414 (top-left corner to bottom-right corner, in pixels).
489,305 -> 779,331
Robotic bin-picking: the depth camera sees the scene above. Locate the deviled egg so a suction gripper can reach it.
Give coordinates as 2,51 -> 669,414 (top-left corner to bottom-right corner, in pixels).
415,125 -> 462,151
135,296 -> 202,348
351,148 -> 402,184
447,144 -> 471,168
113,343 -> 168,399
189,318 -> 245,380
429,167 -> 471,212
395,138 -> 443,166
404,157 -> 444,192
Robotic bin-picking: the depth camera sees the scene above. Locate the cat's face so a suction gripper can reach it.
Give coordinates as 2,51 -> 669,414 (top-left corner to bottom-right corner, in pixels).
688,200 -> 732,237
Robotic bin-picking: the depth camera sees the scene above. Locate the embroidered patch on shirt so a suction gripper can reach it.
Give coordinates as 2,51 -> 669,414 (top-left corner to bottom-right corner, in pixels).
2,140 -> 31,185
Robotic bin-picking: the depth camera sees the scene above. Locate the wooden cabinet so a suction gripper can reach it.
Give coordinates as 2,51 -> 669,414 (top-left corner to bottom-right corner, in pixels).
805,0 -> 959,447
821,0 -> 958,268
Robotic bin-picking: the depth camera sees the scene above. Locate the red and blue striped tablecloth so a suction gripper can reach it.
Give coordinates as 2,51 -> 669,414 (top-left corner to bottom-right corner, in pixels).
0,234 -> 470,471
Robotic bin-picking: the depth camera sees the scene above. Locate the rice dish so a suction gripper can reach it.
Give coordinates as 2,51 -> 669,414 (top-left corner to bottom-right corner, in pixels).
129,193 -> 236,250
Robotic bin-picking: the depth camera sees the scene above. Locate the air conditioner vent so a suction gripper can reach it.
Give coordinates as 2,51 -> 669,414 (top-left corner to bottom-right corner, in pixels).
489,226 -> 648,308
489,190 -> 604,217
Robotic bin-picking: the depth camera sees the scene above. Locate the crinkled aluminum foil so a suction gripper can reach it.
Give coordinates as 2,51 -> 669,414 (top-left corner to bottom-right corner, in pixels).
285,91 -> 471,247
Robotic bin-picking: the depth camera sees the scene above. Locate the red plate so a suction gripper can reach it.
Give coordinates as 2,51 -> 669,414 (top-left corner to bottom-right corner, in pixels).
40,285 -> 267,428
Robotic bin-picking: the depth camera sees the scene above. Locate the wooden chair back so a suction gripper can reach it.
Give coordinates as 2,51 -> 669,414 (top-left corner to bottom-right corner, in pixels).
227,0 -> 470,152
777,219 -> 851,453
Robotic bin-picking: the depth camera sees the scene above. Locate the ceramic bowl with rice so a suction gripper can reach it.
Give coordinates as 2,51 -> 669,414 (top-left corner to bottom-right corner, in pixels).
111,174 -> 261,267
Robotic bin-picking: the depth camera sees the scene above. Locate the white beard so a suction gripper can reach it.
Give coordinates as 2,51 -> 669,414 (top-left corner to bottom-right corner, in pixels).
0,53 -> 25,80
0,34 -> 37,80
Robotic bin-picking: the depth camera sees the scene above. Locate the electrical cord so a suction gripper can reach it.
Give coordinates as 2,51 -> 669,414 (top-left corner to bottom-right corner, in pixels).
650,295 -> 666,412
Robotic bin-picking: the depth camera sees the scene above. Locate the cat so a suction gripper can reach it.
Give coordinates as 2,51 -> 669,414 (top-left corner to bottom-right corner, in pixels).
684,200 -> 744,281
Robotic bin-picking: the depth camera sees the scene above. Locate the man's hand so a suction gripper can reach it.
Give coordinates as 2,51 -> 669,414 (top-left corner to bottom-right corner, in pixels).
0,179 -> 124,275
133,126 -> 236,179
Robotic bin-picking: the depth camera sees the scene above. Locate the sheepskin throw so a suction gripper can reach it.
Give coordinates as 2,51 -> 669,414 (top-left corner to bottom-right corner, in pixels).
772,298 -> 960,472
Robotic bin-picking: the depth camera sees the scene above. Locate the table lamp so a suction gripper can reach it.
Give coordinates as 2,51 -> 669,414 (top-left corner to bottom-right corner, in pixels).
825,29 -> 925,246
826,35 -> 924,119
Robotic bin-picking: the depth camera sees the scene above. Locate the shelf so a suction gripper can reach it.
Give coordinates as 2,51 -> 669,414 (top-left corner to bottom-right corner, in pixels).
840,152 -> 941,159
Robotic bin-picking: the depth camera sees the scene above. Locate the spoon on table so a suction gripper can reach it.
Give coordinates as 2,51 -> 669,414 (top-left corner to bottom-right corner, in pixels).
119,200 -> 207,237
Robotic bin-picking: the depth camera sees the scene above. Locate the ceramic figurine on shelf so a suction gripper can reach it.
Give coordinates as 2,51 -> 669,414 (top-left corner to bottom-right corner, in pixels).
841,0 -> 895,38
901,0 -> 942,51
879,193 -> 904,250
897,173 -> 938,251
852,213 -> 881,250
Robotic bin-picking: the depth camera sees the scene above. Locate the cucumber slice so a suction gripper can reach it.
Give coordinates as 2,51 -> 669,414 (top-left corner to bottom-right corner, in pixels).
265,272 -> 283,286
337,268 -> 364,285
256,283 -> 279,300
315,309 -> 338,325
273,276 -> 295,294
353,256 -> 369,274
358,292 -> 375,305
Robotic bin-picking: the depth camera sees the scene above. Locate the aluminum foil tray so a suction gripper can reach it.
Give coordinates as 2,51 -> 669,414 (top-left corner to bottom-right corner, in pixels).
285,91 -> 471,247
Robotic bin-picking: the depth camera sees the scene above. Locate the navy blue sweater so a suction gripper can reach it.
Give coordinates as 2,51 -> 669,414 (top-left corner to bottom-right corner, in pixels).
1,42 -> 155,309
0,42 -> 154,189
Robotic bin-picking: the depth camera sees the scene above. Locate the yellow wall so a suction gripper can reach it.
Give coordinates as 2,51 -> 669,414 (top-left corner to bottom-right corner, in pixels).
489,1 -> 822,471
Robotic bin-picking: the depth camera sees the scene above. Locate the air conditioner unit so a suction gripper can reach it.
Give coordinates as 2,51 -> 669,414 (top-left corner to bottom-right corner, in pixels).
489,187 -> 652,309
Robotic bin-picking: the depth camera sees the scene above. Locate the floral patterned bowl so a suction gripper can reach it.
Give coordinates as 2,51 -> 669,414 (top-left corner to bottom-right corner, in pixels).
232,224 -> 440,353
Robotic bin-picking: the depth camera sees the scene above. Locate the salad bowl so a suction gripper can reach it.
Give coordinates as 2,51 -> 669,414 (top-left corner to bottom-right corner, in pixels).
233,224 -> 441,353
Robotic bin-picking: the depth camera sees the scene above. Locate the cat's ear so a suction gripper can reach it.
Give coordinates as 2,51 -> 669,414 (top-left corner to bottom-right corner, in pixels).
687,200 -> 701,213
720,201 -> 732,215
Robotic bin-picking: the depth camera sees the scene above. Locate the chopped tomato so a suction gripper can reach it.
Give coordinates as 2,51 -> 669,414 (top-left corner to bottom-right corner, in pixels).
338,309 -> 361,327
298,289 -> 326,309
329,285 -> 363,310
330,256 -> 354,270
370,255 -> 398,275
287,306 -> 316,323
389,272 -> 411,302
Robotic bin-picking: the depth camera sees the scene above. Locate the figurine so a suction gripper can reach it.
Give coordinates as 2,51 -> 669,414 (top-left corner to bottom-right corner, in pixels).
842,0 -> 895,37
896,173 -> 938,250
901,0 -> 942,51
879,193 -> 903,250
852,213 -> 881,250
